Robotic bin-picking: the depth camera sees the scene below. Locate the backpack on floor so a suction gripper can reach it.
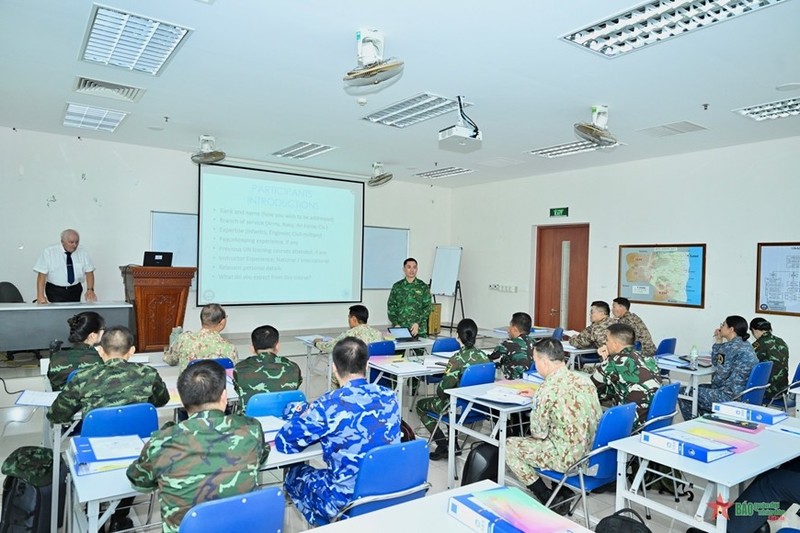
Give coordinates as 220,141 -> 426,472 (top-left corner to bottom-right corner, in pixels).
461,442 -> 499,485
595,508 -> 652,533
0,446 -> 67,533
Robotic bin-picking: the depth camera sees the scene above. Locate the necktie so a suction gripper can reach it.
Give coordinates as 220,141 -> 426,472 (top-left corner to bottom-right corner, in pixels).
66,251 -> 75,284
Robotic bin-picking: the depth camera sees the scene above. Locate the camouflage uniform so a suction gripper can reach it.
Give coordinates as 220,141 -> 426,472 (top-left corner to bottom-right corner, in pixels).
678,337 -> 758,420
506,366 -> 601,485
47,358 -> 170,424
163,328 -> 238,371
233,350 -> 302,412
752,331 -> 790,401
1,446 -> 54,487
387,278 -> 433,336
488,334 -> 536,379
315,323 -> 383,353
617,311 -> 657,358
127,410 -> 267,533
416,346 -> 491,434
274,377 -> 400,526
46,342 -> 102,391
590,345 -> 661,427
570,315 -> 617,349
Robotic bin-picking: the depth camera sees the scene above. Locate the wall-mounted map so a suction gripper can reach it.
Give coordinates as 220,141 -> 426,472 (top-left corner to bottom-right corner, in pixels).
618,244 -> 706,308
756,242 -> 800,317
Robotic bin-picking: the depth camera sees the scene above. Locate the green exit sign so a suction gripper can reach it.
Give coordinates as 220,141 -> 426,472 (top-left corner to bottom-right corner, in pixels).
549,207 -> 569,217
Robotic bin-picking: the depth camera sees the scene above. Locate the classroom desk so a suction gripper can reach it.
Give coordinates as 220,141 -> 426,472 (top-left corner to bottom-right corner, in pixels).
0,301 -> 132,352
444,380 -> 535,489
478,328 -> 553,340
563,344 -> 599,369
656,360 -> 715,418
368,355 -> 443,415
611,416 -> 800,532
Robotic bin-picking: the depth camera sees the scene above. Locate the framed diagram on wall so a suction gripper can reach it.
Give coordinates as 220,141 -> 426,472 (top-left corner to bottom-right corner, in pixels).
618,243 -> 706,308
756,242 -> 800,317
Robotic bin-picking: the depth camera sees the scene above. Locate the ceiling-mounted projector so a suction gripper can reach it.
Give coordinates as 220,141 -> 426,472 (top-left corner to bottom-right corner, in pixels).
438,95 -> 482,153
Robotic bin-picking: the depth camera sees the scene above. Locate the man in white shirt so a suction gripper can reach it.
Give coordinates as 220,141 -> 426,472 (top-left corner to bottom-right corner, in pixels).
34,229 -> 97,303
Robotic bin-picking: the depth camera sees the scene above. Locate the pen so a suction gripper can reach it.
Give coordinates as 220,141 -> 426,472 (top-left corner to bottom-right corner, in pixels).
776,427 -> 800,436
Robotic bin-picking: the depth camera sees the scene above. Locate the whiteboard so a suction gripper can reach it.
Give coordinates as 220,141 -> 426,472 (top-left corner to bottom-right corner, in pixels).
151,211 -> 198,267
430,246 -> 462,296
363,226 -> 409,290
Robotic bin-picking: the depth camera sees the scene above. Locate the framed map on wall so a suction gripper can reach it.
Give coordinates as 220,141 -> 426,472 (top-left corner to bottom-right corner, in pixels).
756,242 -> 800,317
618,243 -> 706,308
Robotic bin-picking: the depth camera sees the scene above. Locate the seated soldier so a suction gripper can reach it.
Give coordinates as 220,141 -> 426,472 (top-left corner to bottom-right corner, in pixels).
488,311 -> 536,379
233,325 -> 302,411
163,303 -> 238,370
274,337 -> 400,526
127,360 -> 267,533
47,311 -> 104,391
570,300 -> 617,350
612,297 -> 657,358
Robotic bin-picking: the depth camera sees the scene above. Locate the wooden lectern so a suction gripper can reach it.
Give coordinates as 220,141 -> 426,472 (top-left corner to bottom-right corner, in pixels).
120,266 -> 196,352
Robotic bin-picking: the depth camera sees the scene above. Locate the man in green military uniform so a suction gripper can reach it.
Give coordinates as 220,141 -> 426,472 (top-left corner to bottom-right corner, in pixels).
612,297 -> 657,358
128,360 -> 267,533
233,324 -> 302,412
314,305 -> 384,389
570,300 -> 617,350
47,326 -> 170,531
488,312 -> 536,379
387,258 -> 433,337
750,317 -> 790,402
163,303 -> 238,370
590,323 -> 660,427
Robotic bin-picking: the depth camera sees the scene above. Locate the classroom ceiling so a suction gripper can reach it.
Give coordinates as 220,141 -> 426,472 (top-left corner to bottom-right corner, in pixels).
1,0 -> 799,188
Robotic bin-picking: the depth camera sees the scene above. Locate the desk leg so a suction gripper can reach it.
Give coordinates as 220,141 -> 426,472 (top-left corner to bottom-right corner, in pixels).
567,352 -> 576,370
88,500 -> 99,533
715,485 -> 730,533
447,395 -> 457,489
692,374 -> 700,418
497,411 -> 508,485
305,345 -> 312,396
396,376 -> 405,415
51,424 -> 62,533
615,450 -> 628,511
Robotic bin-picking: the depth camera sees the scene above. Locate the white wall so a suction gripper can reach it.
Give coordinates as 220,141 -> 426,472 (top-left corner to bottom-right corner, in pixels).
451,136 -> 800,375
0,127 -> 452,334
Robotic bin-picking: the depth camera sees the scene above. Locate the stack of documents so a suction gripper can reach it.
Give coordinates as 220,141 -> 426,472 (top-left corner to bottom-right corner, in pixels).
477,387 -> 532,406
712,402 -> 788,425
522,370 -> 544,384
657,354 -> 690,367
70,435 -> 144,475
641,428 -> 735,462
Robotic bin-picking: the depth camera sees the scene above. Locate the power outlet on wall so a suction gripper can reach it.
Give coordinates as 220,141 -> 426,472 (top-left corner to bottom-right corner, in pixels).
489,284 -> 518,293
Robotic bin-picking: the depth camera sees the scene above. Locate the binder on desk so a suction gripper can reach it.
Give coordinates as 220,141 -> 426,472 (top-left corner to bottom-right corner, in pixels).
477,387 -> 533,406
522,370 -> 543,384
641,428 -> 735,463
70,435 -> 144,475
712,402 -> 788,425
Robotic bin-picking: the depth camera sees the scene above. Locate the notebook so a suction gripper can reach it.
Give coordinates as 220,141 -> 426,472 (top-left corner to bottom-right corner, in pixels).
143,251 -> 173,267
388,327 -> 418,342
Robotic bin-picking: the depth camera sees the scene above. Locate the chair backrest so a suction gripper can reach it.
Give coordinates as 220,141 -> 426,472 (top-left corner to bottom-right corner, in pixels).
551,327 -> 564,340
431,337 -> 460,353
458,362 -> 496,388
654,338 -> 677,356
188,357 -> 235,369
342,439 -> 430,519
179,487 -> 285,533
739,361 -> 773,405
66,368 -> 80,384
641,383 -> 680,432
368,340 -> 396,356
586,403 -> 636,480
81,403 -> 159,438
0,282 -> 24,303
245,390 -> 306,417
633,341 -> 642,351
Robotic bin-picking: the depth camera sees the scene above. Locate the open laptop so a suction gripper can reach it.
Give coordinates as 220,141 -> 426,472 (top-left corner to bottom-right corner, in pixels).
388,327 -> 418,343
143,251 -> 173,267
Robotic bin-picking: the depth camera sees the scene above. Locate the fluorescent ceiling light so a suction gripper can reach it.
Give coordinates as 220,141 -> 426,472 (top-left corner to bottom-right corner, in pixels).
528,140 -> 609,158
362,93 -> 472,128
734,97 -> 800,121
63,103 -> 127,132
414,166 -> 474,179
82,6 -> 191,75
561,0 -> 788,58
271,142 -> 336,160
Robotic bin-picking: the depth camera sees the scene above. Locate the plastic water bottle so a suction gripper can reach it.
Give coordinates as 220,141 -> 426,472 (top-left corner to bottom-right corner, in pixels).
689,345 -> 699,370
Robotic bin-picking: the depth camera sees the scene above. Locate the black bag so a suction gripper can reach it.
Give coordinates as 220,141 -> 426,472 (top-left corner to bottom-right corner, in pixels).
461,442 -> 498,484
595,508 -> 652,533
0,447 -> 67,533
400,420 -> 416,442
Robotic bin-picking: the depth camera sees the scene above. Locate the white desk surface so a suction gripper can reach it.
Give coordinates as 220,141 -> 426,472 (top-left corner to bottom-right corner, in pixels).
391,337 -> 436,350
611,416 -> 800,487
39,351 -> 169,376
563,343 -> 598,354
0,301 -> 132,312
446,380 -> 535,414
307,480 -> 499,532
264,442 -> 322,469
368,356 -> 445,378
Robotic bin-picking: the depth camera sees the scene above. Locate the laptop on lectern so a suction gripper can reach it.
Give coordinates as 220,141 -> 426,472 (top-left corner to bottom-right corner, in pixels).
143,251 -> 173,267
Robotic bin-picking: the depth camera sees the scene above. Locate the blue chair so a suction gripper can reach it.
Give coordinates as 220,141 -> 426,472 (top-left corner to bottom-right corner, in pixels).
81,402 -> 159,438
733,361 -> 773,405
245,390 -> 306,417
422,337 -> 460,389
576,351 -> 601,368
633,341 -> 642,351
368,340 -> 396,356
537,403 -> 637,528
767,362 -> 800,412
330,439 -> 431,522
188,357 -> 235,369
179,487 -> 285,532
66,368 -> 80,384
551,327 -> 564,340
655,338 -> 678,381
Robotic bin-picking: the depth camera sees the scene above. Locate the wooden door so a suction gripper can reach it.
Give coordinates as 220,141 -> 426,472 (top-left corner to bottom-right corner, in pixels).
534,225 -> 589,332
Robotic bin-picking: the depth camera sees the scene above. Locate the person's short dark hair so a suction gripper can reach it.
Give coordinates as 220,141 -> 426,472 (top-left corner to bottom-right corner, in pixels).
591,300 -> 610,316
68,311 -> 105,343
749,317 -> 772,332
177,360 -> 226,409
607,323 -> 636,346
612,297 -> 631,311
99,326 -> 134,355
510,312 -> 532,335
332,337 -> 369,376
403,257 -> 417,267
251,325 -> 279,351
349,305 -> 369,324
456,318 -> 478,348
534,338 -> 565,362
725,315 -> 750,341
200,304 -> 227,327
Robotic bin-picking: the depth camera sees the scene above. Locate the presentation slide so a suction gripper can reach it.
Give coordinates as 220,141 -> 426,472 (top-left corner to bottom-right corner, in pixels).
198,165 -> 364,305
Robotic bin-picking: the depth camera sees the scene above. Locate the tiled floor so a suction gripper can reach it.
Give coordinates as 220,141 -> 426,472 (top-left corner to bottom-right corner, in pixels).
2,350 -> 799,532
